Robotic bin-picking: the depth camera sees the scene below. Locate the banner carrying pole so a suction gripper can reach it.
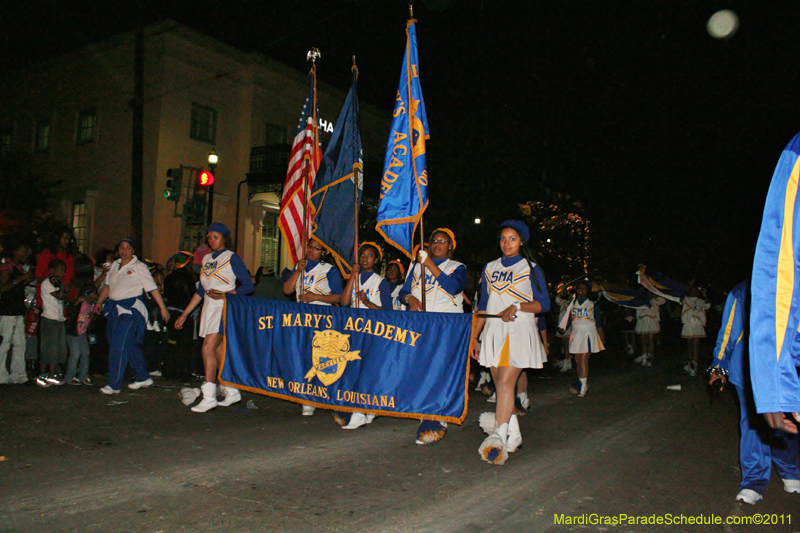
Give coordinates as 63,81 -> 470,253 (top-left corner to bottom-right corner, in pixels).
351,56 -> 360,296
301,48 -> 321,297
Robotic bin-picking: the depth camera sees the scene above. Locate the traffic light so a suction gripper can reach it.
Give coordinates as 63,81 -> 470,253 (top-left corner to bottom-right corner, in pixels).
198,170 -> 215,187
164,167 -> 182,201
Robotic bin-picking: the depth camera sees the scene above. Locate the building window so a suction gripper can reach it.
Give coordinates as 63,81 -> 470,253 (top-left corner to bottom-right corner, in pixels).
72,201 -> 87,253
35,120 -> 50,152
190,103 -> 217,143
0,127 -> 12,154
77,109 -> 97,145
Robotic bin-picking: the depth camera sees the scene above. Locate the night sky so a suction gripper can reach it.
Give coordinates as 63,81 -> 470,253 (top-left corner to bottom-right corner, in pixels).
5,0 -> 800,291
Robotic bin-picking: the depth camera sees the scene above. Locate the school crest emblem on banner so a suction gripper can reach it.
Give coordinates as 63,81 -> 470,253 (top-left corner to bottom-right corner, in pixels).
304,330 -> 361,386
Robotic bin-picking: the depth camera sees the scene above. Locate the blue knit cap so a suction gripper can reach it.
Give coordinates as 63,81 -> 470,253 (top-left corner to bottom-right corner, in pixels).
117,236 -> 136,249
499,219 -> 530,244
207,223 -> 231,237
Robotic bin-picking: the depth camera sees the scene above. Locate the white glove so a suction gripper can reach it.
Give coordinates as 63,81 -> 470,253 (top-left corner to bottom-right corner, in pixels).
417,250 -> 428,263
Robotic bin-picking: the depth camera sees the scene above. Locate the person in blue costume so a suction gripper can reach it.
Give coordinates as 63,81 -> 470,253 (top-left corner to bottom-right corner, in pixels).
283,238 -> 343,416
399,228 -> 468,445
174,223 -> 255,413
471,220 -> 550,464
710,280 -> 800,504
749,132 -> 800,435
95,238 -> 170,395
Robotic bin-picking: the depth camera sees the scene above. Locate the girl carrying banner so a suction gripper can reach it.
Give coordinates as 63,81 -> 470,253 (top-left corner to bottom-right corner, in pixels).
385,259 -> 406,311
399,228 -> 468,444
283,238 -> 343,416
470,220 -> 550,464
336,242 -> 392,430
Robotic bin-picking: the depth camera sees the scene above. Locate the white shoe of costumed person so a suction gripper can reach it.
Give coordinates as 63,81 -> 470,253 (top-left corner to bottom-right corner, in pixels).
784,479 -> 800,493
343,412 -> 369,429
479,422 -> 509,465
218,385 -> 241,407
507,414 -> 522,452
128,378 -> 153,390
180,387 -> 201,406
191,382 -> 218,413
735,489 -> 763,505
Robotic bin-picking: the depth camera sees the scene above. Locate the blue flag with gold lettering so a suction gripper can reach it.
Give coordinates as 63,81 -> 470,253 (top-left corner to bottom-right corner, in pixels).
311,65 -> 363,278
220,296 -> 471,423
376,19 -> 429,260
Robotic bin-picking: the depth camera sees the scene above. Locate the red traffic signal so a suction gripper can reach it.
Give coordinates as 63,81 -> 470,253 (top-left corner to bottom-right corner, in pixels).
198,170 -> 215,187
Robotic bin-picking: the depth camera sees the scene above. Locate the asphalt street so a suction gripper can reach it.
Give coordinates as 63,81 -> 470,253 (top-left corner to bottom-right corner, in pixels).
1,339 -> 798,533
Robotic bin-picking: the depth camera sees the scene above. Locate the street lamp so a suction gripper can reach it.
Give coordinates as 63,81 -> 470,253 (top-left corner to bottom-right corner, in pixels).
206,148 -> 218,225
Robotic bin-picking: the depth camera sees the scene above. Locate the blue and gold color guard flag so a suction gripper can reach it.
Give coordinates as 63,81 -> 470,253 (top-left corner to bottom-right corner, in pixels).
750,132 -> 800,415
310,65 -> 363,277
376,19 -> 430,259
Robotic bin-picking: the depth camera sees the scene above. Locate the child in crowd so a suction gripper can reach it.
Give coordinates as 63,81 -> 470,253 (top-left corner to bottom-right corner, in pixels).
558,280 -> 605,397
62,285 -> 97,385
36,259 -> 68,387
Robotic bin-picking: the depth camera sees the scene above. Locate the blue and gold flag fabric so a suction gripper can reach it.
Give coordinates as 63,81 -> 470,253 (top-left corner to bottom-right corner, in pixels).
750,132 -> 800,414
311,65 -> 363,278
220,296 -> 471,423
636,269 -> 686,303
376,19 -> 430,260
600,286 -> 651,309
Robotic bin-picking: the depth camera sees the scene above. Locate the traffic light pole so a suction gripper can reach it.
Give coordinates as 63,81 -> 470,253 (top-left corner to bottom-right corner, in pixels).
206,183 -> 214,226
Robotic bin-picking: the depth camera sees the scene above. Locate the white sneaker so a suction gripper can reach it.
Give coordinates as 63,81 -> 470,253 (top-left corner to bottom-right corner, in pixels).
302,405 -> 315,416
487,392 -> 497,403
128,378 -> 153,390
342,412 -> 368,429
783,479 -> 800,493
683,362 -> 697,376
735,488 -> 763,505
100,385 -> 120,395
149,370 -> 162,377
218,386 -> 241,407
578,381 -> 588,398
633,354 -> 646,364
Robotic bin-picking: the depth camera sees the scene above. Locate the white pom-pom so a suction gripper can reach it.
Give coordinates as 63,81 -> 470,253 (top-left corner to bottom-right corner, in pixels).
479,412 -> 496,435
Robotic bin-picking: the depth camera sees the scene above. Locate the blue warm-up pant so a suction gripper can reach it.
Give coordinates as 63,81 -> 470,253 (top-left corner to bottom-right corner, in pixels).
735,384 -> 800,493
106,310 -> 149,390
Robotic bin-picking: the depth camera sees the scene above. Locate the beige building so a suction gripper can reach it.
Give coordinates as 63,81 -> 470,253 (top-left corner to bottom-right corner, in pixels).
0,20 -> 389,275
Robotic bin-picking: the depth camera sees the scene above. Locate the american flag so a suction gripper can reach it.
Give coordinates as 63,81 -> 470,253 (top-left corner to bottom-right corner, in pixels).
279,72 -> 322,264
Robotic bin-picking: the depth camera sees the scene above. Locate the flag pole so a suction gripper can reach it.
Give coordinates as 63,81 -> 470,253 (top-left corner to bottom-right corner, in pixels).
351,56 -> 360,296
407,2 -> 426,311
301,48 -> 321,298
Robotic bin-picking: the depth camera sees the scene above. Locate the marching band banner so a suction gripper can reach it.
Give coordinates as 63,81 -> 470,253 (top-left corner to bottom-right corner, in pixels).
220,296 -> 472,424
